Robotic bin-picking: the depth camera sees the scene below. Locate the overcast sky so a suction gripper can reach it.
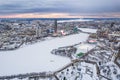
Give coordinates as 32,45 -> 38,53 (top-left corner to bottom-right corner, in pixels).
0,0 -> 120,18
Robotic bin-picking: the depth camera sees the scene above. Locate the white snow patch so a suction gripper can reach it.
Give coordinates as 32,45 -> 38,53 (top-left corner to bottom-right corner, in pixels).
58,19 -> 93,23
78,28 -> 97,33
76,43 -> 95,53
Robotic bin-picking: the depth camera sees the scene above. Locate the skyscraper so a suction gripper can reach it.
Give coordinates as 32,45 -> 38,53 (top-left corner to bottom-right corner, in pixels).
54,19 -> 57,33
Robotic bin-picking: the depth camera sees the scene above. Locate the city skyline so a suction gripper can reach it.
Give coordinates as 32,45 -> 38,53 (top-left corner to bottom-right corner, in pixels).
0,0 -> 120,18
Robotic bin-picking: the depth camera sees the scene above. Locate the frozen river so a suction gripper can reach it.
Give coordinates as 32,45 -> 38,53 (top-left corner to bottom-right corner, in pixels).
0,33 -> 89,76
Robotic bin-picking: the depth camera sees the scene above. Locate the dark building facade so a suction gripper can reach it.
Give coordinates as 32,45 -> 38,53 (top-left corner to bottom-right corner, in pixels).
54,19 -> 57,33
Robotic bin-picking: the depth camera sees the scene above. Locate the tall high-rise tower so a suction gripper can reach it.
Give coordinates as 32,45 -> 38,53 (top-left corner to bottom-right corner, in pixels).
54,19 -> 57,33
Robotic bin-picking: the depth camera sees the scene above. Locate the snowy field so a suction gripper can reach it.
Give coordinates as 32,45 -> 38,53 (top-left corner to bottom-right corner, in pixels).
75,43 -> 96,54
0,33 -> 89,76
78,28 -> 97,33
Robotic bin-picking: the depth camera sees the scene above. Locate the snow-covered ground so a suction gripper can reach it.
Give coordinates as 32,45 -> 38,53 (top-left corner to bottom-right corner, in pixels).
78,28 -> 97,33
0,33 -> 89,76
100,62 -> 120,80
75,43 -> 96,54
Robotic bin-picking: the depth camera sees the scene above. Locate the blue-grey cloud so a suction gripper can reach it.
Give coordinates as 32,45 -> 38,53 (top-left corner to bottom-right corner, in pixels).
0,0 -> 120,15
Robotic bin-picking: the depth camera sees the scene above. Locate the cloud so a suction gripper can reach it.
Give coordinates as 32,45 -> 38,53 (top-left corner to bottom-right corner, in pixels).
0,0 -> 120,17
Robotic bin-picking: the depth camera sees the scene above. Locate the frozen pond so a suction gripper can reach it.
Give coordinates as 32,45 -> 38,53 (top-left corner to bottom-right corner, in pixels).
0,33 -> 89,76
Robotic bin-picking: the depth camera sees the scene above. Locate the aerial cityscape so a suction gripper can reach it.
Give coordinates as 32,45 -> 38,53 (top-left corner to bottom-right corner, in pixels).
0,0 -> 120,80
0,18 -> 120,80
